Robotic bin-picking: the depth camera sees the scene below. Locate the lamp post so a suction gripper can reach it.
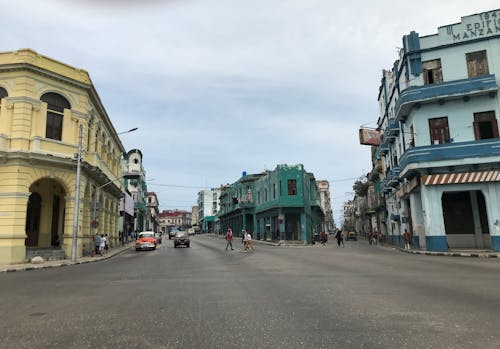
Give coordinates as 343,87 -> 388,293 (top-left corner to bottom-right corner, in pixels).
71,124 -> 83,262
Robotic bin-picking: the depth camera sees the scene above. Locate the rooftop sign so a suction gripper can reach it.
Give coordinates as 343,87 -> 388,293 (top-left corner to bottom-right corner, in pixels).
440,9 -> 500,43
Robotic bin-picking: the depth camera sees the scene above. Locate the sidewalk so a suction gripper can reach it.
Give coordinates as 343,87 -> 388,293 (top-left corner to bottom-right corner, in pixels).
397,247 -> 500,258
0,242 -> 134,273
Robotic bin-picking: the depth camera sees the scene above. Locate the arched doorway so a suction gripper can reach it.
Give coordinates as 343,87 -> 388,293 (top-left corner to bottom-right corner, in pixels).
26,178 -> 67,248
25,193 -> 41,246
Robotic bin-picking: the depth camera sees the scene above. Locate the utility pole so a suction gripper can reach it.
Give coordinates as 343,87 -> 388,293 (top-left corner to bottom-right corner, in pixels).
71,124 -> 83,262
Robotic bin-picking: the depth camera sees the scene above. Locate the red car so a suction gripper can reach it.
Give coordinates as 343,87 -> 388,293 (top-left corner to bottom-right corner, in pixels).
135,231 -> 157,251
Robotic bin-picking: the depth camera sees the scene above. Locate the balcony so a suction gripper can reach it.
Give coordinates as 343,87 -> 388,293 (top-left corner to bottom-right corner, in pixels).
382,118 -> 400,142
134,201 -> 146,211
399,138 -> 500,178
396,74 -> 497,121
379,142 -> 389,155
388,166 -> 401,187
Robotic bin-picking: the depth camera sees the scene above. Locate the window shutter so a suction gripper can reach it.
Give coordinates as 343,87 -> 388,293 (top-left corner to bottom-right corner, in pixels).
473,121 -> 480,140
492,118 -> 499,138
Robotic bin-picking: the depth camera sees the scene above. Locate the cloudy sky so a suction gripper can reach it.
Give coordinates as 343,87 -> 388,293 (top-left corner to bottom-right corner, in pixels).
2,0 -> 499,224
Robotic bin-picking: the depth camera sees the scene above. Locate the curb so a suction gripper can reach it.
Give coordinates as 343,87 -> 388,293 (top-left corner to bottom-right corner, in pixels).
397,247 -> 500,258
1,244 -> 134,273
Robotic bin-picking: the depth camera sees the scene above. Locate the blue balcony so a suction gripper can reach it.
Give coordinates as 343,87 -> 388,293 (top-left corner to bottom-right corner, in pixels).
388,166 -> 401,187
396,74 -> 498,121
399,138 -> 500,178
379,142 -> 389,155
387,118 -> 400,137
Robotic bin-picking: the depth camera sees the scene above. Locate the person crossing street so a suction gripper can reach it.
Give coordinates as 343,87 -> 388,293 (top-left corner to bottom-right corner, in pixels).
225,228 -> 234,251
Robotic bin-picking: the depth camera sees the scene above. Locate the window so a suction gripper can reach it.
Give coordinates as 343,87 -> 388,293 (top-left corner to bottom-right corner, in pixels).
473,111 -> 499,139
422,59 -> 443,84
264,188 -> 267,202
429,117 -> 450,145
273,183 -> 276,199
466,50 -> 489,77
41,92 -> 70,141
0,87 -> 7,102
287,179 -> 297,196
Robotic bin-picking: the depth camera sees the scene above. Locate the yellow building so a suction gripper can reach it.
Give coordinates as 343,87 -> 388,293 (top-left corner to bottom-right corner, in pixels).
0,49 -> 126,264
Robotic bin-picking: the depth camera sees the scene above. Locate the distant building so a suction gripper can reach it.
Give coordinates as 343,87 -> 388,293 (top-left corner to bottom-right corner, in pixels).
159,209 -> 192,229
146,192 -> 160,232
218,165 -> 324,242
373,9 -> 500,251
123,149 -> 148,233
191,206 -> 199,232
316,180 -> 334,233
197,188 -> 221,233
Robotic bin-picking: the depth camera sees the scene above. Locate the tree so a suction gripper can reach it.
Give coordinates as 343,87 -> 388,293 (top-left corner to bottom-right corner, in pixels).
353,180 -> 369,197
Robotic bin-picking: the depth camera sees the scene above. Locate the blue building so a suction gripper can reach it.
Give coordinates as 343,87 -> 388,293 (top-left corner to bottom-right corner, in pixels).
377,9 -> 500,251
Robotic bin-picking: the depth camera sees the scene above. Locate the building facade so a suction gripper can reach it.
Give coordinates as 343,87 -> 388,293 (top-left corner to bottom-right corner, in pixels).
146,192 -> 160,232
0,49 -> 126,264
375,9 -> 500,251
316,180 -> 335,233
123,149 -> 147,233
218,165 -> 324,243
197,188 -> 221,233
158,209 -> 192,230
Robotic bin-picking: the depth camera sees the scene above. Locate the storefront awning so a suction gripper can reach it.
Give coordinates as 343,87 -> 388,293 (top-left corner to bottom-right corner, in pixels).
422,170 -> 500,185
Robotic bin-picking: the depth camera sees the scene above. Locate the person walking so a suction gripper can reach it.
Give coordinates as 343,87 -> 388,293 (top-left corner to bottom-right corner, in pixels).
246,231 -> 254,252
99,234 -> 106,256
225,228 -> 234,251
403,229 -> 411,250
94,233 -> 101,256
320,231 -> 327,246
335,230 -> 344,247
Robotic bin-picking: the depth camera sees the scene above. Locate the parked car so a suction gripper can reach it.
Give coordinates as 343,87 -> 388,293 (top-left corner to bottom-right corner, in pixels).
173,231 -> 190,248
135,231 -> 157,251
155,232 -> 162,244
346,231 -> 357,241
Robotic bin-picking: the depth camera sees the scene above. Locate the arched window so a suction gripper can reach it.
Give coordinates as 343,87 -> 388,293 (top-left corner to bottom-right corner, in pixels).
41,92 -> 70,141
0,87 -> 7,103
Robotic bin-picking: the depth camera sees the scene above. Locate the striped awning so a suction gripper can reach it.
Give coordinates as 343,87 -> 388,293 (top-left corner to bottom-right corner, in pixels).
422,170 -> 500,186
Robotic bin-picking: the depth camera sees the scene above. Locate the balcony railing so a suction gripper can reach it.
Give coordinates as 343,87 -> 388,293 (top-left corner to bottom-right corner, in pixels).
396,74 -> 497,121
399,138 -> 500,178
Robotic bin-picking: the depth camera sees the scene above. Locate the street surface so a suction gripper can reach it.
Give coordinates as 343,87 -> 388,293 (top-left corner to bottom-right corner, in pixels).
1,236 -> 500,348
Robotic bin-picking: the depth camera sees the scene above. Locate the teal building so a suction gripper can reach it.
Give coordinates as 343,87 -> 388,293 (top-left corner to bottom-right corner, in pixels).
218,164 -> 324,243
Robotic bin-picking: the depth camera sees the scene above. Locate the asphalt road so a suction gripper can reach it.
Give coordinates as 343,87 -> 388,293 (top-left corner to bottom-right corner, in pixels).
1,236 -> 500,349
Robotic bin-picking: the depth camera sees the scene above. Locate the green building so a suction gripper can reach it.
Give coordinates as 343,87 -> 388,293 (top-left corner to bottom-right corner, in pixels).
218,164 -> 324,243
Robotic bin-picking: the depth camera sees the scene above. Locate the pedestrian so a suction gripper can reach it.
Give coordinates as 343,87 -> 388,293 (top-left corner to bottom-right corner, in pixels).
368,230 -> 373,245
105,234 -> 109,252
320,231 -> 327,246
94,233 -> 101,255
246,231 -> 254,252
335,229 -> 344,247
403,229 -> 411,250
99,234 -> 106,256
225,228 -> 234,251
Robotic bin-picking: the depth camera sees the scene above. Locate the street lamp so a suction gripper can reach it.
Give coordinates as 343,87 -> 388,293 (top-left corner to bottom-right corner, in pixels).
117,127 -> 138,135
72,125 -> 138,262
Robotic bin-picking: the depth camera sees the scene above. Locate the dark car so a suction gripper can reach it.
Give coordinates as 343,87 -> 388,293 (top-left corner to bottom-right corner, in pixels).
168,228 -> 180,239
173,231 -> 190,248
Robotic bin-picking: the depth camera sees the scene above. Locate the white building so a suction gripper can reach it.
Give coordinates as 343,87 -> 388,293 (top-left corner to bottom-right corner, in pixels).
377,9 -> 500,251
197,188 -> 221,233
